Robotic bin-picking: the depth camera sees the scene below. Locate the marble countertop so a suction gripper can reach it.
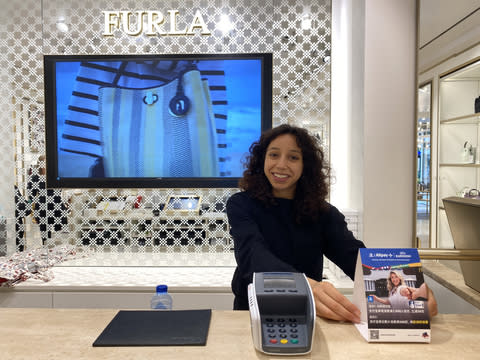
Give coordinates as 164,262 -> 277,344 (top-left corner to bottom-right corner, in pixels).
1,309 -> 480,360
422,260 -> 480,309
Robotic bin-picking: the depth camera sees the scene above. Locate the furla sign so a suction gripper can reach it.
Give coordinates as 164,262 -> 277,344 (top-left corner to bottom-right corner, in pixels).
102,10 -> 211,36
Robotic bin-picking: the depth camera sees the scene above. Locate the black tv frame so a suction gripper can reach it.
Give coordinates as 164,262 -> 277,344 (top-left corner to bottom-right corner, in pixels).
44,53 -> 273,188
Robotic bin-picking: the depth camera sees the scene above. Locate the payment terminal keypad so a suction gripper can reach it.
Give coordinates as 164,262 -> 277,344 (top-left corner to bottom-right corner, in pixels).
262,317 -> 307,351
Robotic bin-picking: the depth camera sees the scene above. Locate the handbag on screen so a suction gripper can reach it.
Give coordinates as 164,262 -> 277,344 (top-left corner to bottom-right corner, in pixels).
98,69 -> 219,178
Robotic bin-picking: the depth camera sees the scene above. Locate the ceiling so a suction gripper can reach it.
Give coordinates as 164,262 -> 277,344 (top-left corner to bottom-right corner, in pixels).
419,0 -> 479,48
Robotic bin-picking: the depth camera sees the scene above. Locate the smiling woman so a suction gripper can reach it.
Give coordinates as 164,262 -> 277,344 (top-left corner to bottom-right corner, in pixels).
236,124 -> 331,217
263,133 -> 304,199
226,124 -> 366,323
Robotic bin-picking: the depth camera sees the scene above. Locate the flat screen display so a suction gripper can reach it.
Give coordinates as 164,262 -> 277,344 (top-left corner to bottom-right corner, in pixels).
44,53 -> 273,188
264,278 -> 296,289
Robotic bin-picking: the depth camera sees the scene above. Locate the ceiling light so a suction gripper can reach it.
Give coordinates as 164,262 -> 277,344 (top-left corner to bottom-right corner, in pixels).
218,14 -> 234,34
301,14 -> 312,30
56,17 -> 69,33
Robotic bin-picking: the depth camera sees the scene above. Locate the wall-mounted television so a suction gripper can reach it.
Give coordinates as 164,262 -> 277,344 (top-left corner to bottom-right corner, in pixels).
44,53 -> 273,188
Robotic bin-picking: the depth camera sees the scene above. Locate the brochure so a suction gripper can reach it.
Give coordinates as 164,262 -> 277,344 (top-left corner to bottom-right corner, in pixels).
353,248 -> 431,342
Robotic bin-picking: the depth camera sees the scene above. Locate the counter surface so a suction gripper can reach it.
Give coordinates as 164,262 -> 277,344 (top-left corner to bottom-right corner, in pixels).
422,260 -> 480,309
1,309 -> 479,360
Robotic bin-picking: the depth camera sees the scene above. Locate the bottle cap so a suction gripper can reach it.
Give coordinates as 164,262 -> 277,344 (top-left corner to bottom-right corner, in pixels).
156,284 -> 168,293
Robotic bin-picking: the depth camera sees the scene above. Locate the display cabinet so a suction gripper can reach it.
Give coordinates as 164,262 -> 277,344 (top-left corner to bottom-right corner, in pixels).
437,60 -> 480,248
416,82 -> 432,248
76,210 -> 229,249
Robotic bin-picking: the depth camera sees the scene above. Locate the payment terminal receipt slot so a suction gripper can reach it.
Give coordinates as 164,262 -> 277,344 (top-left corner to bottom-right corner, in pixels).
248,272 -> 316,355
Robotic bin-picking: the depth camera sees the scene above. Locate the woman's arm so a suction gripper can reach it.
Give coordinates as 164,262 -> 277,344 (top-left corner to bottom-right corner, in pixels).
227,194 -> 363,323
227,194 -> 297,279
302,205 -> 364,322
307,277 -> 361,323
371,294 -> 391,305
321,205 -> 366,280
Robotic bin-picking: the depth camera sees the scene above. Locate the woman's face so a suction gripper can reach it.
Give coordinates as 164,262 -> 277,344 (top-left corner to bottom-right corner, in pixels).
264,133 -> 303,199
390,272 -> 401,286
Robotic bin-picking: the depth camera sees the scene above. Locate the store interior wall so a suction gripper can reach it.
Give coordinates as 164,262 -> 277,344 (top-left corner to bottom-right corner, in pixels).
2,0 -> 466,255
330,0 -> 364,217
0,0 -> 335,262
362,0 -> 417,248
418,0 -> 479,247
417,0 -> 480,290
331,0 -> 418,248
357,0 -> 480,249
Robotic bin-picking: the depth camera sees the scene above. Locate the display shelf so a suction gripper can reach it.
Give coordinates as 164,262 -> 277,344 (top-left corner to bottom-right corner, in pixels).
75,209 -> 229,247
437,59 -> 480,249
439,163 -> 480,167
440,113 -> 480,124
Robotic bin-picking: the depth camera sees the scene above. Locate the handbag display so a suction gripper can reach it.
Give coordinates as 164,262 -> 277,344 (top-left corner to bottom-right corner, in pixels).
99,69 -> 219,177
461,141 -> 475,164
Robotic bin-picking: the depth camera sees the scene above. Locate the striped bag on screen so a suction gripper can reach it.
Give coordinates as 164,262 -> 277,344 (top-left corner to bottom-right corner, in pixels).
59,60 -> 229,177
98,69 -> 219,177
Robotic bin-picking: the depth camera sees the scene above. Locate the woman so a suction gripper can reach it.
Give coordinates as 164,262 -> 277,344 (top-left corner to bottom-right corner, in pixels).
226,124 -> 365,322
226,124 -> 438,322
372,271 -> 430,310
372,271 -> 408,309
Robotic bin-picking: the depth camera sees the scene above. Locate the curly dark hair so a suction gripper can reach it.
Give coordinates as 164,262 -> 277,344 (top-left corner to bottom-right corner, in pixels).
239,124 -> 331,223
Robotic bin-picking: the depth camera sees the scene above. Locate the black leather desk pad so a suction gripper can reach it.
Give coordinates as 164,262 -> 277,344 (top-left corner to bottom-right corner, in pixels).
92,309 -> 211,347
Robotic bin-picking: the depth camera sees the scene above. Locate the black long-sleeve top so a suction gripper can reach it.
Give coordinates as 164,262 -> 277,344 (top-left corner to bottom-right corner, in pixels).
226,191 -> 366,310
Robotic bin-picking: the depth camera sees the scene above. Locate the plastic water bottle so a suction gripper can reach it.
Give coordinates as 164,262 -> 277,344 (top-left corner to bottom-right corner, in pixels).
150,284 -> 173,310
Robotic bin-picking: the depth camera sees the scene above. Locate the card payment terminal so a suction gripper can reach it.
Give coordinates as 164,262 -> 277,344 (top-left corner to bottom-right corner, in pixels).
248,272 -> 316,355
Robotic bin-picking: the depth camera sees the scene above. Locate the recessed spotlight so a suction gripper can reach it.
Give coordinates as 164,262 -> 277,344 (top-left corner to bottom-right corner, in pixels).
56,17 -> 69,33
218,14 -> 234,34
301,14 -> 312,30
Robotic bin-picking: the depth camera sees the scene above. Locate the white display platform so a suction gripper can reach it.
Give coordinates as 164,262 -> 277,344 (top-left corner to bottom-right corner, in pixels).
0,253 -> 354,310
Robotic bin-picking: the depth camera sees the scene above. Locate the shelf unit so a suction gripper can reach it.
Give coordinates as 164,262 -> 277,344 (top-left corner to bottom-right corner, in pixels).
437,61 -> 480,248
75,209 -> 230,249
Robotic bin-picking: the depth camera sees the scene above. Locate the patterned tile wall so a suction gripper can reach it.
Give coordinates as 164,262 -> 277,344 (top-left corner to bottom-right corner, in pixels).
0,0 -> 331,265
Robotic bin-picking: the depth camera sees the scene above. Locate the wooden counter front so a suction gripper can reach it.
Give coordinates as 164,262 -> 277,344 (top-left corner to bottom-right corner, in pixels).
0,309 -> 479,359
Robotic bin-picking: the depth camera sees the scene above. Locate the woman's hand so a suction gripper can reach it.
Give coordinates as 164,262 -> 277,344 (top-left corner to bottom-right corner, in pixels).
307,278 -> 361,323
410,283 -> 438,317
